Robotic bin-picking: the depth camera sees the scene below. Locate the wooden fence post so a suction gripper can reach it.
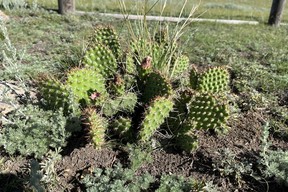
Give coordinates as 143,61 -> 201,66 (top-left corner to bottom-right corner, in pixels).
58,0 -> 75,14
268,0 -> 286,26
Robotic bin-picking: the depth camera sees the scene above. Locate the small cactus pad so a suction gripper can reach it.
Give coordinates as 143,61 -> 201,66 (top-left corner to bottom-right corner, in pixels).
142,72 -> 173,103
139,97 -> 174,142
171,54 -> 189,79
112,117 -> 133,139
188,93 -> 229,132
39,79 -> 71,113
175,133 -> 198,153
91,26 -> 120,58
83,43 -> 117,78
66,68 -> 107,106
125,52 -> 137,75
197,67 -> 229,93
83,109 -> 108,149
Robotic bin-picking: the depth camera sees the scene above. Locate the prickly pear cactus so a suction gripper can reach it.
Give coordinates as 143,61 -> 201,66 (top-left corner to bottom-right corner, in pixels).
174,133 -> 198,153
139,97 -> 174,142
112,117 -> 133,140
171,54 -> 189,79
83,109 -> 108,149
142,71 -> 173,103
188,93 -> 229,133
102,92 -> 138,117
83,43 -> 117,78
91,25 -> 121,58
39,79 -> 72,114
66,68 -> 107,106
125,52 -> 137,75
197,67 -> 229,93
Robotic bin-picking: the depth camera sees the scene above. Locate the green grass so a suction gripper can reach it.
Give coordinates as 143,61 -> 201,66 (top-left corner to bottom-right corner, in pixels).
22,0 -> 288,23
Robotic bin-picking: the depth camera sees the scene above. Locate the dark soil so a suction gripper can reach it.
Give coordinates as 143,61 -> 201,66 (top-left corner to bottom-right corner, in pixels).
44,110 -> 287,192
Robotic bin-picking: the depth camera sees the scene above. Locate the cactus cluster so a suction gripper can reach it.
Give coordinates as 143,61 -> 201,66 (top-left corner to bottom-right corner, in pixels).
38,25 -> 233,153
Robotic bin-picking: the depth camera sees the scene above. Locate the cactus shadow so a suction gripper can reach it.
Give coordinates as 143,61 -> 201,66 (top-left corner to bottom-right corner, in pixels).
0,173 -> 26,192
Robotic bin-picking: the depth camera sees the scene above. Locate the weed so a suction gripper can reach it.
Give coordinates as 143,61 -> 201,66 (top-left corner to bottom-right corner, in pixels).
81,163 -> 154,192
127,143 -> 153,171
259,123 -> 288,186
0,105 -> 70,158
212,148 -> 253,187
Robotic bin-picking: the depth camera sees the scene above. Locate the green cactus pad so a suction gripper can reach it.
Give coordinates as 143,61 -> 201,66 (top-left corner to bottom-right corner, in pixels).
84,108 -> 108,149
197,67 -> 229,93
112,117 -> 133,139
91,26 -> 120,58
139,97 -> 174,142
188,93 -> 229,132
171,54 -> 189,79
102,92 -> 137,117
83,43 -> 117,78
175,133 -> 198,153
125,52 -> 137,75
142,72 -> 173,103
39,79 -> 72,114
66,68 -> 107,106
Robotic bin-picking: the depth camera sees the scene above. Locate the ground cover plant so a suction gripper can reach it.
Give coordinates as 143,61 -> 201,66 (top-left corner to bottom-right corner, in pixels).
0,0 -> 288,191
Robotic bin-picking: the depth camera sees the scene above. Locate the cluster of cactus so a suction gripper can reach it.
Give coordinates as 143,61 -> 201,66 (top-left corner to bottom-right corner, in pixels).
38,25 -> 232,152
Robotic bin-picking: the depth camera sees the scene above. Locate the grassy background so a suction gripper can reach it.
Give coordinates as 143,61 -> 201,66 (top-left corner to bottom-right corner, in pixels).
23,0 -> 288,22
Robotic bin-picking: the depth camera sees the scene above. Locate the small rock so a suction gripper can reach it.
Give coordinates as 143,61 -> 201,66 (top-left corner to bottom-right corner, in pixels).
0,10 -> 9,22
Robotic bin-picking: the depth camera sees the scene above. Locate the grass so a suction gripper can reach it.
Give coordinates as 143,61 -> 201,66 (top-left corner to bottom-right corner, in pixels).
21,0 -> 288,23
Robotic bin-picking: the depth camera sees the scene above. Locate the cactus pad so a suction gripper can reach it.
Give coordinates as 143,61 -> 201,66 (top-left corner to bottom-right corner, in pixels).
66,68 -> 107,106
83,109 -> 108,149
171,54 -> 189,79
197,67 -> 229,93
39,79 -> 72,114
112,117 -> 133,139
142,71 -> 173,103
91,25 -> 120,58
139,97 -> 174,142
83,43 -> 117,78
175,133 -> 198,153
188,93 -> 229,132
